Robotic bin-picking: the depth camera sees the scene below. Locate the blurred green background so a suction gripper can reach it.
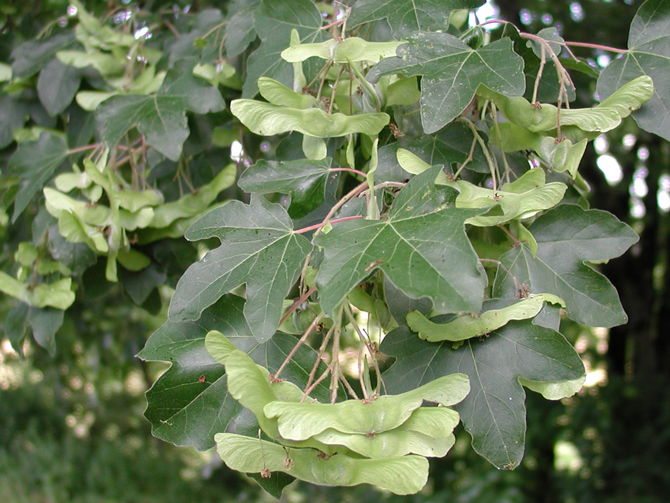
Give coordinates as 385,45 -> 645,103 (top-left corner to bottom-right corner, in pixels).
2,0 -> 670,502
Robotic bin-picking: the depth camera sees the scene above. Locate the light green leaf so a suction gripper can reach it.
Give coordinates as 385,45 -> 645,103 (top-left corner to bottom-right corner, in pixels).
117,189 -> 164,213
0,271 -> 25,299
396,148 -> 432,174
56,50 -> 125,77
368,34 -> 524,133
479,75 -> 653,134
231,99 -> 390,138
117,248 -> 151,271
149,164 -> 236,228
597,0 -> 670,140
519,376 -> 586,401
281,37 -> 403,63
265,373 -> 469,441
216,433 -> 430,495
258,77 -> 318,108
348,0 -> 485,37
312,407 -> 459,458
315,167 -> 487,316
439,168 -> 567,226
28,278 -> 76,310
407,293 -> 565,342
493,205 -> 639,327
76,91 -> 118,111
0,63 -> 11,82
168,195 -> 313,342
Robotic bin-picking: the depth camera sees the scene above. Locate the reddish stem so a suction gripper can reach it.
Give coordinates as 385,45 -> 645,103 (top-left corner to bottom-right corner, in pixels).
294,215 -> 363,235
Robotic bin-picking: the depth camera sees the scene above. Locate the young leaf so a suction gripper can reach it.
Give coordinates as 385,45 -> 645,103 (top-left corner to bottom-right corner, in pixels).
237,158 -> 332,219
168,195 -> 313,342
493,205 -> 639,327
264,372 -> 469,441
8,132 -> 69,222
368,33 -> 525,133
315,168 -> 487,316
348,0 -> 485,37
380,317 -> 585,470
407,294 -> 565,342
597,0 -> 670,141
215,433 -> 430,495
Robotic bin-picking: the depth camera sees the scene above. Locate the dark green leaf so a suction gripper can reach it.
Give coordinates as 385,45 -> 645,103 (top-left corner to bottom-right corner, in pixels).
349,0 -> 485,37
238,158 -> 332,219
0,93 -> 29,148
493,205 -> 639,327
10,32 -> 75,78
377,122 -> 490,178
47,225 -> 97,275
37,59 -> 82,116
120,263 -> 167,305
138,294 -> 330,450
368,34 -> 525,133
168,9 -> 225,65
380,316 -> 585,469
225,0 -> 261,58
97,95 -> 188,161
4,302 -> 29,357
28,306 -> 64,355
597,0 -> 670,141
168,195 -> 313,342
243,0 -> 328,98
247,472 -> 296,498
96,61 -> 225,161
9,132 -> 69,222
159,59 -> 226,115
315,167 -> 486,316
384,275 -> 432,326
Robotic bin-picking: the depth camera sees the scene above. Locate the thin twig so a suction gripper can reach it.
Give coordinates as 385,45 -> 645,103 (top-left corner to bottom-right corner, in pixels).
273,312 -> 324,381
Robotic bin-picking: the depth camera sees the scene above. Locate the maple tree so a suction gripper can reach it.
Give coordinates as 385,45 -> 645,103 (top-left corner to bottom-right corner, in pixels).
1,0 -> 670,498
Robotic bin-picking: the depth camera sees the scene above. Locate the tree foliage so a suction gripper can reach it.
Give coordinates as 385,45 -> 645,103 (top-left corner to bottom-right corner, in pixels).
1,0 -> 670,498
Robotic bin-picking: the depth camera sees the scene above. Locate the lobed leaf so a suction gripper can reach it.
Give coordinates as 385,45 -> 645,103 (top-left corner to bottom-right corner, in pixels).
348,0 -> 485,37
238,158 -> 332,219
168,195 -> 313,342
315,167 -> 487,316
368,34 -> 525,133
381,316 -> 585,469
597,0 -> 670,141
493,205 -> 639,327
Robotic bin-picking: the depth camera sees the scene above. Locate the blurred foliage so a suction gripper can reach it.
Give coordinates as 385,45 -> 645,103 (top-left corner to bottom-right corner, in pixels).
1,0 -> 670,502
